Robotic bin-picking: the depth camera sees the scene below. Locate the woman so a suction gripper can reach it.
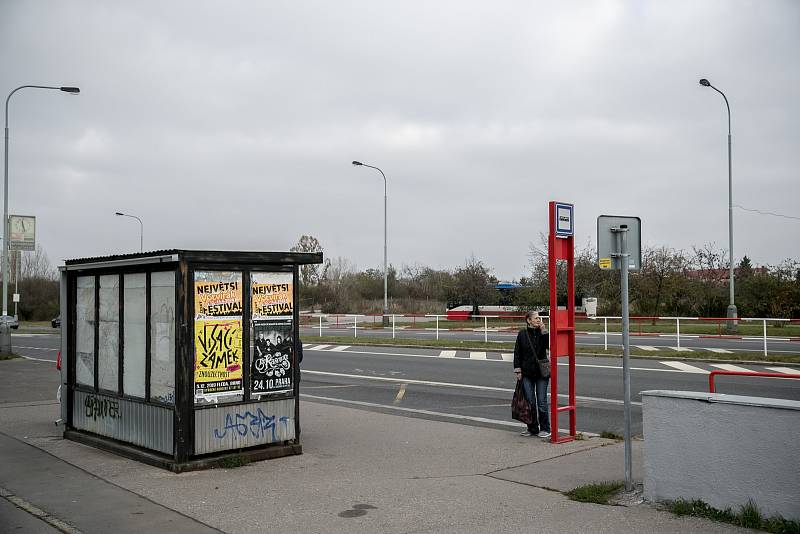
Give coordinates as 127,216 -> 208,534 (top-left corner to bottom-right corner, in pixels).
513,311 -> 551,438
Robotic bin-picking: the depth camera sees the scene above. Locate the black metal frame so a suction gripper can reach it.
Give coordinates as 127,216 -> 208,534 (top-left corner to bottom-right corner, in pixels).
67,266 -> 178,403
64,250 -> 321,467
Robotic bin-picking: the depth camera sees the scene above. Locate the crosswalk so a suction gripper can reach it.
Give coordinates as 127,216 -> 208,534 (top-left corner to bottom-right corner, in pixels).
302,344 -> 799,376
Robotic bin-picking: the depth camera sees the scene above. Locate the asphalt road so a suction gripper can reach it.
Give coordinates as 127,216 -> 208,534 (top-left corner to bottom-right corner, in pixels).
14,333 -> 799,437
299,325 -> 800,356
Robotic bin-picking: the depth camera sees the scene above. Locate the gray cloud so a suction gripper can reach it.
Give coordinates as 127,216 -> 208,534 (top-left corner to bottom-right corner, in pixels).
2,0 -> 798,279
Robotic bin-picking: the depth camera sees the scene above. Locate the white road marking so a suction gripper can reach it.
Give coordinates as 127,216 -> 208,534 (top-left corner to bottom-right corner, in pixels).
308,344 -> 330,350
302,373 -> 641,406
660,361 -> 708,374
304,393 -> 556,430
304,346 -> 799,375
329,345 -> 350,352
17,355 -> 54,363
670,347 -> 693,352
710,364 -> 752,372
708,348 -> 733,354
635,345 -> 659,351
765,367 -> 800,375
501,353 -> 513,361
469,351 -> 486,360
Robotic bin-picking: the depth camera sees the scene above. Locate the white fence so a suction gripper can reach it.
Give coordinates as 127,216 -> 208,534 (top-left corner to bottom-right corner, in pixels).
301,313 -> 797,356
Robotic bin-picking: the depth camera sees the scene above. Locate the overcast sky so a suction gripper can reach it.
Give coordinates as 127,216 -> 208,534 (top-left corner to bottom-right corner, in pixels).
2,1 -> 798,281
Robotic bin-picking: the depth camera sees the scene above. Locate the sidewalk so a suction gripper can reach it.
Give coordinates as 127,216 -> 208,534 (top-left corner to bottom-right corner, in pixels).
0,360 -> 754,533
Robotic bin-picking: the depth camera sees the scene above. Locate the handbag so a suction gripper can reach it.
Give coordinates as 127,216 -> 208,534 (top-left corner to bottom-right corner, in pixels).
525,329 -> 551,379
511,380 -> 532,425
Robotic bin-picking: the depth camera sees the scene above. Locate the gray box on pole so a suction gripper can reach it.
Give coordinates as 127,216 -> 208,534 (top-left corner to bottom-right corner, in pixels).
597,215 -> 641,271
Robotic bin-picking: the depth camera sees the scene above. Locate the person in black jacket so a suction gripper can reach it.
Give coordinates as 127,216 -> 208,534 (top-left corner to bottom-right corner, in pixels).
513,311 -> 551,438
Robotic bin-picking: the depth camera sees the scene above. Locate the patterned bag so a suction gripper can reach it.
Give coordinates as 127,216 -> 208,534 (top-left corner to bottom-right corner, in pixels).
511,380 -> 533,425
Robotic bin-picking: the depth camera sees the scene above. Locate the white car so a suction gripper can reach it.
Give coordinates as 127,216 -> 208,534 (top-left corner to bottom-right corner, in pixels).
0,315 -> 19,330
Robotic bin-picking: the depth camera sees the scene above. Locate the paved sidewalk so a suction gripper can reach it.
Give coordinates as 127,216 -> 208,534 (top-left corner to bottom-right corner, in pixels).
0,432 -> 220,533
0,359 -> 756,533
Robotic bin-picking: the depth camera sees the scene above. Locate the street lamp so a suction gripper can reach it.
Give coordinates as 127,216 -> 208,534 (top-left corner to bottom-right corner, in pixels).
3,85 -> 80,352
115,212 -> 144,252
699,78 -> 737,331
352,160 -> 389,326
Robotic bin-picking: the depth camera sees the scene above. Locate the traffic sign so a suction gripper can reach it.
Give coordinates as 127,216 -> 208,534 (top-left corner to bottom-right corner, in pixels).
597,215 -> 641,271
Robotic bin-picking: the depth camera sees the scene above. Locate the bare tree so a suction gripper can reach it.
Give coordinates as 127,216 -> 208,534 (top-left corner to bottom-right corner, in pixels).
290,235 -> 324,286
21,245 -> 57,281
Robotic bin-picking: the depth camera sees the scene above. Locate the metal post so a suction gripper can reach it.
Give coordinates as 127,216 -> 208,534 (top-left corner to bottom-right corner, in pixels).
3,85 -> 80,353
13,250 -> 19,317
484,315 -> 488,343
384,186 -> 388,326
353,315 -> 358,338
392,314 -> 395,339
604,317 -> 608,351
613,226 -> 633,492
676,318 -> 680,350
762,319 -> 767,357
318,315 -> 323,337
700,79 -> 736,332
351,161 -> 389,326
435,315 -> 439,340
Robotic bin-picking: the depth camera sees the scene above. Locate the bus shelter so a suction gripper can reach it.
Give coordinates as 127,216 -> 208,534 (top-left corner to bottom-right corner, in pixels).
58,249 -> 322,472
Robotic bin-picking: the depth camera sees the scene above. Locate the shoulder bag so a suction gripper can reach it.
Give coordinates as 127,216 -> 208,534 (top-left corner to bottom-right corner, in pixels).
525,329 -> 551,379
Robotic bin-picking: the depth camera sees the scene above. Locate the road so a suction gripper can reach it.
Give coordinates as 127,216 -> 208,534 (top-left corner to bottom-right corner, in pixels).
299,324 -> 800,356
15,333 -> 799,438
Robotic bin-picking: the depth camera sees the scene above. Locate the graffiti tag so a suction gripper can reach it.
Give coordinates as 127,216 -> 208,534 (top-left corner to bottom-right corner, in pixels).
84,395 -> 121,420
212,408 -> 290,442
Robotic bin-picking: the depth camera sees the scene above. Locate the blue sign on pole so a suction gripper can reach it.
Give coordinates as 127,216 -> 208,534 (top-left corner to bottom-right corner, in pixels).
554,202 -> 574,238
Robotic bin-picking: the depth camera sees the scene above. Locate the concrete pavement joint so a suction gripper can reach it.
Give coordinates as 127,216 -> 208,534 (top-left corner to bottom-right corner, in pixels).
1,485 -> 83,534
483,439 -> 617,478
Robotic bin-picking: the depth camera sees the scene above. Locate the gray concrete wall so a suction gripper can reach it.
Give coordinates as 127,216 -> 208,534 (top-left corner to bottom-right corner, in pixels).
642,390 -> 800,520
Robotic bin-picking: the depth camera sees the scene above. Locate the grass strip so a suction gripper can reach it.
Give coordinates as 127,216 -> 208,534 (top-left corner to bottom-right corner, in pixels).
668,498 -> 800,533
0,353 -> 19,361
302,335 -> 800,363
565,482 -> 624,504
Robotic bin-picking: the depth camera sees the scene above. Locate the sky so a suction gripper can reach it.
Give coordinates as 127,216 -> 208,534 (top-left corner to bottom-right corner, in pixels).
1,1 -> 798,281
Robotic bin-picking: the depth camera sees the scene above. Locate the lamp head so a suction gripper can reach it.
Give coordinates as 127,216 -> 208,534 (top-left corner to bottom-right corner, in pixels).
60,87 -> 80,94
352,160 -> 363,166
699,79 -> 711,87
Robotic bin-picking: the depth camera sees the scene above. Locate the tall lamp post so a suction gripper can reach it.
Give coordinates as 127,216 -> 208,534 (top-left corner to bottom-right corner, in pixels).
699,78 -> 737,332
352,160 -> 389,326
3,85 -> 80,352
115,212 -> 144,252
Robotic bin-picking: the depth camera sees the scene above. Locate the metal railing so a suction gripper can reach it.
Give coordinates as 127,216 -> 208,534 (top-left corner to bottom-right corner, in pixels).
302,313 -> 797,355
590,316 -> 794,356
709,370 -> 800,393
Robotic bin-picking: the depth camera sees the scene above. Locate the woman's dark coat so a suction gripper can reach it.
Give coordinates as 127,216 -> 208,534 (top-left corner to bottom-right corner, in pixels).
513,327 -> 549,379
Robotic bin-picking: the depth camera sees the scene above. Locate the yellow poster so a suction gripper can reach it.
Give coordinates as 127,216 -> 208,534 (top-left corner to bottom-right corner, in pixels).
194,272 -> 242,319
194,318 -> 243,396
251,272 -> 293,318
